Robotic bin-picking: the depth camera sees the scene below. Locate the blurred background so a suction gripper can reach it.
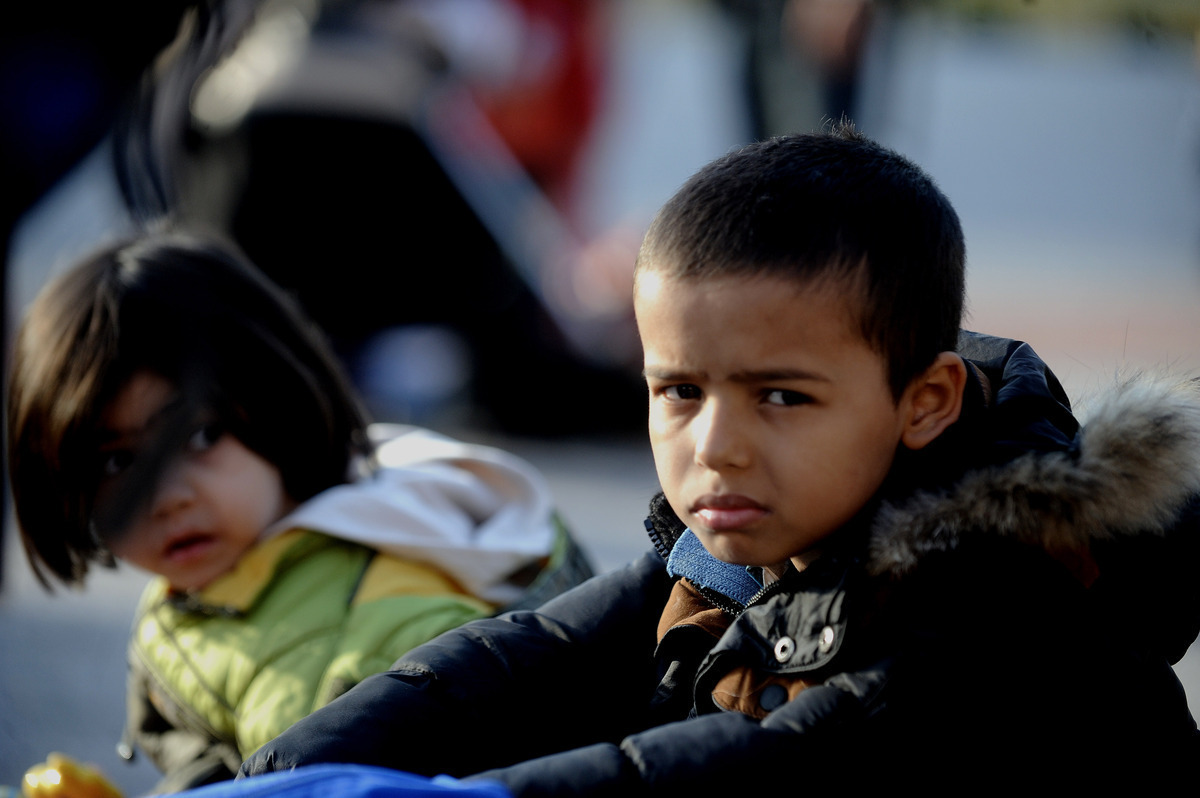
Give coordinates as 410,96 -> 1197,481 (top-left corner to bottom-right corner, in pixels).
3,0 -> 1200,793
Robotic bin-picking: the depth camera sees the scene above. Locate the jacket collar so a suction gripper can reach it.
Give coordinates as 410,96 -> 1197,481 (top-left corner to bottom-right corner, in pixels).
868,374 -> 1200,577
164,530 -> 315,615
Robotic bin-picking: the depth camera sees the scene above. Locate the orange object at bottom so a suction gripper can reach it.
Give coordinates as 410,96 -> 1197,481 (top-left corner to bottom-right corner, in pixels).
21,754 -> 123,798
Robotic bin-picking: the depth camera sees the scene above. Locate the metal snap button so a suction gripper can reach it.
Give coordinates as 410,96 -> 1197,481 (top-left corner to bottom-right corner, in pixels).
773,636 -> 795,662
817,625 -> 836,654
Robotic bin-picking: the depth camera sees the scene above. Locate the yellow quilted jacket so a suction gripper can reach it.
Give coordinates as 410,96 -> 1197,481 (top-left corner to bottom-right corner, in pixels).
122,529 -> 492,790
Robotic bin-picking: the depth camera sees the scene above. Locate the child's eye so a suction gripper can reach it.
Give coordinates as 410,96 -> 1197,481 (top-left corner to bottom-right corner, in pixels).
100,449 -> 134,477
662,384 -> 702,401
764,389 -> 812,407
187,422 -> 225,453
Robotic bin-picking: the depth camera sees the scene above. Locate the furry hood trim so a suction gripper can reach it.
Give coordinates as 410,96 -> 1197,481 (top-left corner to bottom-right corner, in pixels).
868,375 -> 1200,577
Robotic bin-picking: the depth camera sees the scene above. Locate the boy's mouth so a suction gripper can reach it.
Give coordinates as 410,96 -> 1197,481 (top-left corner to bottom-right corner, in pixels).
691,494 -> 768,531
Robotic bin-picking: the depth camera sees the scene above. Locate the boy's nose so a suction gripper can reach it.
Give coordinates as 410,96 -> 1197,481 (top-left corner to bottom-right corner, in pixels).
693,401 -> 751,470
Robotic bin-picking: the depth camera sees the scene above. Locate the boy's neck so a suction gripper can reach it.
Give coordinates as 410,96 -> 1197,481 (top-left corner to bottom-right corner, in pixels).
787,547 -> 825,573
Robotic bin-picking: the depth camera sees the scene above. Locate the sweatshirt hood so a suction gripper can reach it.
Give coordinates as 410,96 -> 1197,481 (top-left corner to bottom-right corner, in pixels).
266,424 -> 558,605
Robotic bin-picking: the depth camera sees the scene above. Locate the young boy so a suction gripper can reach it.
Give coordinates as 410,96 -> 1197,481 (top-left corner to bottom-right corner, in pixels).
240,124 -> 1200,790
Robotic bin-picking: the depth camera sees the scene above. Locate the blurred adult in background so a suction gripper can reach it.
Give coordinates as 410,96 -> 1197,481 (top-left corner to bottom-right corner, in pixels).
720,0 -> 1200,140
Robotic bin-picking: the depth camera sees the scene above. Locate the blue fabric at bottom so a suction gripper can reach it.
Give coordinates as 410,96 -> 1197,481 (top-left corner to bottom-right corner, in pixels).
164,766 -> 512,798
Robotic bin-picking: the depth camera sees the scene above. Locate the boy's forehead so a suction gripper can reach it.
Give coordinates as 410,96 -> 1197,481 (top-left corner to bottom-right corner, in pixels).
634,267 -> 882,374
634,264 -> 867,329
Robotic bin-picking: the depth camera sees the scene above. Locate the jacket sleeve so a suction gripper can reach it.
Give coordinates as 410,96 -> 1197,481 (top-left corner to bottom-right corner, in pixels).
239,551 -> 674,780
463,668 -> 888,797
242,547 -> 891,796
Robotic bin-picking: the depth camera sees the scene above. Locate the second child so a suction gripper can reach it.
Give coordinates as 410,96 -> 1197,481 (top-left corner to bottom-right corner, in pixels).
6,230 -> 592,792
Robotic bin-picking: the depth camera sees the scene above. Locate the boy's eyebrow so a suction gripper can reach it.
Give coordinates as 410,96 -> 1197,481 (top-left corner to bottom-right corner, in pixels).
641,367 -> 831,383
728,368 -> 831,384
642,366 -> 692,381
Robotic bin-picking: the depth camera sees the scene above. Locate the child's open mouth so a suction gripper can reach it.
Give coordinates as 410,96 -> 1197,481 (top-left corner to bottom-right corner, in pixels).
164,532 -> 216,561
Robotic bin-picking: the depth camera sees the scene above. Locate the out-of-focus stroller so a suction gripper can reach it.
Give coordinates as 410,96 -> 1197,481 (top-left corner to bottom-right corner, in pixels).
15,0 -> 646,436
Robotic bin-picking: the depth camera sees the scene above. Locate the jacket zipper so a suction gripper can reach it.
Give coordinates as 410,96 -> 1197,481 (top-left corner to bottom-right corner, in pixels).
698,577 -> 788,619
645,517 -> 675,562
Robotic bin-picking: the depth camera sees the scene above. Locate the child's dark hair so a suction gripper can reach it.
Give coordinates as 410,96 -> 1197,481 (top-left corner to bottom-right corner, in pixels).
6,228 -> 372,587
636,121 -> 965,399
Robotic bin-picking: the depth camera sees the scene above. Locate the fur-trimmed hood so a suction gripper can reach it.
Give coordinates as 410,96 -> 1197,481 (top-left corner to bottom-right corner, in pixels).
868,375 -> 1200,577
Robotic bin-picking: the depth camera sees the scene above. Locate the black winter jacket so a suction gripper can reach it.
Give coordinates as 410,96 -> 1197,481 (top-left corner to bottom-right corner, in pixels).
241,333 -> 1200,793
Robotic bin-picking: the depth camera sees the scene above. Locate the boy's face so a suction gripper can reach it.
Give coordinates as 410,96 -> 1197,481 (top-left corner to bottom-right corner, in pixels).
636,269 -> 915,571
96,371 -> 295,591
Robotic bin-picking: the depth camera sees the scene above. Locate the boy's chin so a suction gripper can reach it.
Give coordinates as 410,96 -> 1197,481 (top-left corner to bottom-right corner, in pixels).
695,532 -> 790,570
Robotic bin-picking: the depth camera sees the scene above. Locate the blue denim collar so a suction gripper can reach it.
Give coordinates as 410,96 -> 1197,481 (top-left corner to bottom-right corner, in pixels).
665,529 -> 763,607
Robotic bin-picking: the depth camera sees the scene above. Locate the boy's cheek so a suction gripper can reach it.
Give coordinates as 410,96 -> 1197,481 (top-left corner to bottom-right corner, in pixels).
647,426 -> 684,475
646,416 -> 670,455
650,462 -> 693,529
647,405 -> 690,442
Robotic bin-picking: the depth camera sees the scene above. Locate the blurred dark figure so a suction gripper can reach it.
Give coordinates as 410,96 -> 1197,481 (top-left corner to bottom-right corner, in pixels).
1,2 -> 193,589
9,0 -> 645,438
722,0 -> 874,137
0,4 -> 190,262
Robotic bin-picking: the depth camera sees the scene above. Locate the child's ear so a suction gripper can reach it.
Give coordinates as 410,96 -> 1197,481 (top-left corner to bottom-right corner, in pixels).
900,352 -> 967,450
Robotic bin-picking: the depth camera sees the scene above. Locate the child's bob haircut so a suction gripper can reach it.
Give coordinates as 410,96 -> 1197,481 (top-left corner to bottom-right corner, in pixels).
7,228 -> 372,587
636,121 -> 965,400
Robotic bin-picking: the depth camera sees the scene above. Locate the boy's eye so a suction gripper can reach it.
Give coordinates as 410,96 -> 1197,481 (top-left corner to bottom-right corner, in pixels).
662,384 -> 702,401
764,389 -> 812,407
187,422 -> 224,453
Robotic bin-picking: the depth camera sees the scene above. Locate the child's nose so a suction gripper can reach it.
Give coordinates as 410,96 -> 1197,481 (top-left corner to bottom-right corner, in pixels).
150,463 -> 196,517
693,401 -> 751,470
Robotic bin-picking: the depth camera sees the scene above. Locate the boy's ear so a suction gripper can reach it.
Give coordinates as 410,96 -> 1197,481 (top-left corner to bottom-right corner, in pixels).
900,352 -> 967,450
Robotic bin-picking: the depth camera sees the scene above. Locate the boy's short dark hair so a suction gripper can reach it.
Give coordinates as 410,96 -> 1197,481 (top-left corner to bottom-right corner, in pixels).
6,228 -> 372,587
636,121 -> 965,399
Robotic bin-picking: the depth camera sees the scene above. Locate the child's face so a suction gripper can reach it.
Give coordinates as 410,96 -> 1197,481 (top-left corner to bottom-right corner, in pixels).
636,269 -> 916,571
96,371 -> 296,591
